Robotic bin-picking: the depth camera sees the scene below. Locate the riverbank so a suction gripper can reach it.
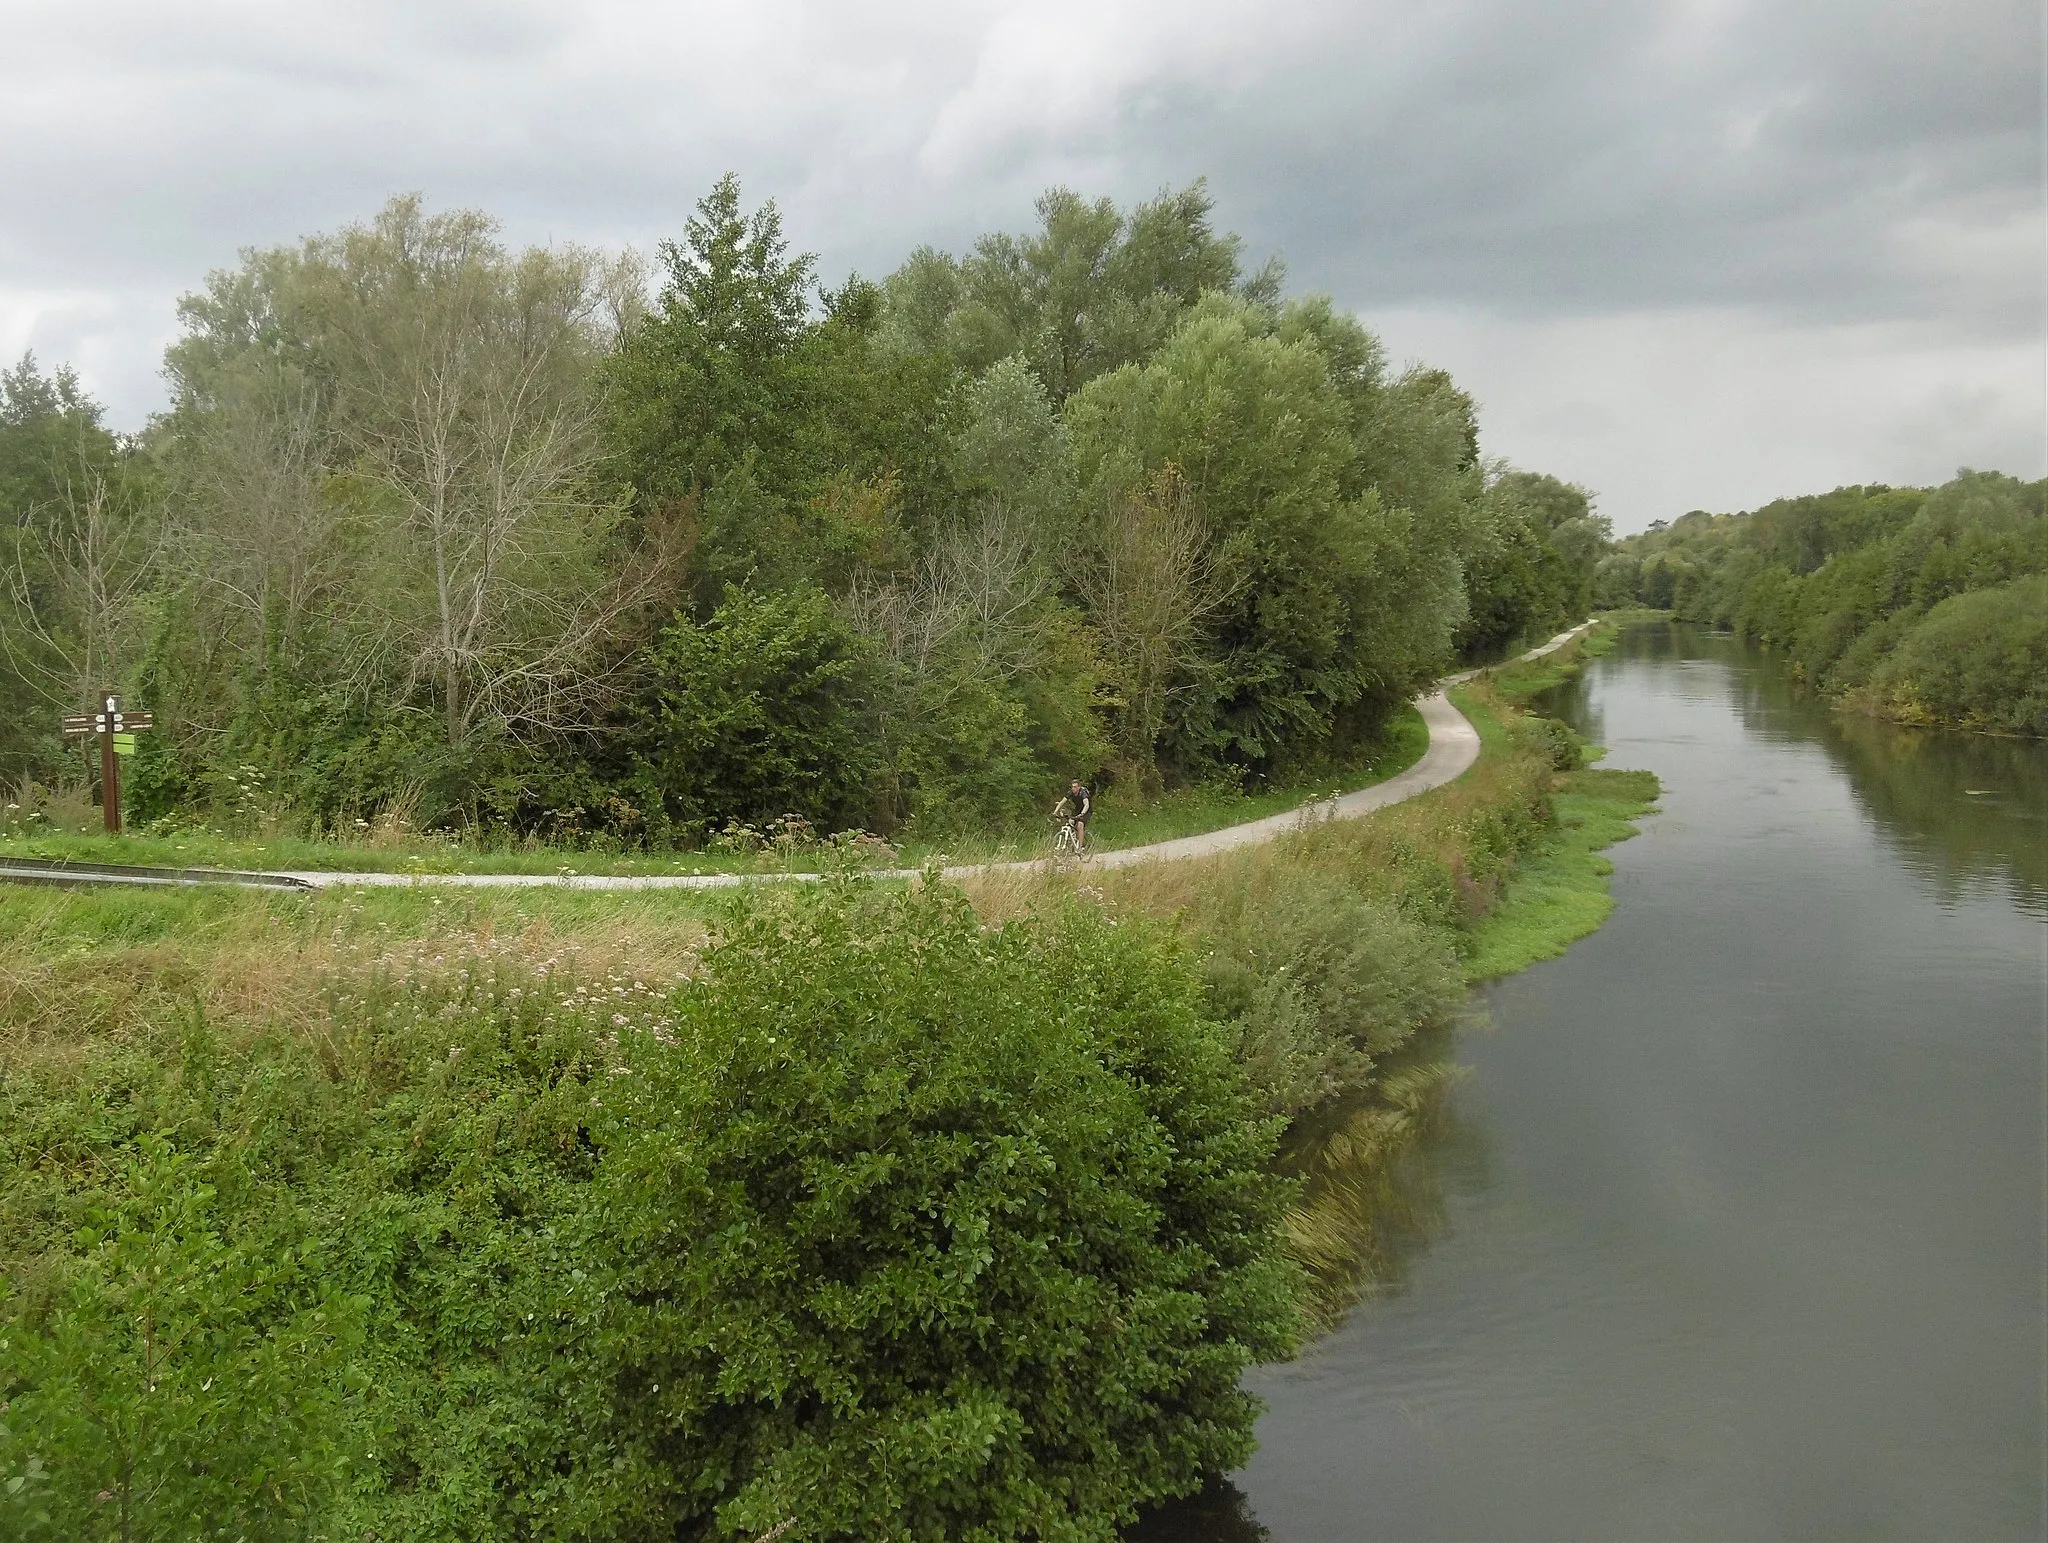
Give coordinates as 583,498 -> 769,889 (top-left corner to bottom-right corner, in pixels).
965,619 -> 1660,1330
0,623 -> 1658,1539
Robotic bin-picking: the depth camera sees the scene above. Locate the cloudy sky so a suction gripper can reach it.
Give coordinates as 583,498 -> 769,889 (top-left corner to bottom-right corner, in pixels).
3,0 -> 2039,530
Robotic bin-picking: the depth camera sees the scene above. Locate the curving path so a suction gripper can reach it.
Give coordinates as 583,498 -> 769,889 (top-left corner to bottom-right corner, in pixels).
266,621 -> 1597,892
0,624 -> 1594,894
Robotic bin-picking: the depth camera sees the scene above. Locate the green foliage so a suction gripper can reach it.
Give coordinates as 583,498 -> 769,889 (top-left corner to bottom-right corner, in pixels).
605,173 -> 820,508
1,883 -> 1299,1540
1458,472 -> 1610,658
878,182 -> 1247,402
1619,471 -> 2046,734
1859,576 -> 2048,736
1197,871 -> 1459,1120
1458,767 -> 1661,982
950,357 -> 1075,527
6,173 -> 1603,846
1,1138 -> 363,1541
605,178 -> 954,574
631,586 -> 886,834
1066,298 -> 1464,775
591,885 -> 1299,1539
0,353 -> 147,789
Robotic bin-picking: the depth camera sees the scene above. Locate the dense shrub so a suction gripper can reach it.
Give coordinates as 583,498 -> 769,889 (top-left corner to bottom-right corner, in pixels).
1859,576 -> 2048,736
588,884 -> 1298,1539
630,585 -> 888,835
1,881 -> 1298,1541
1196,869 -> 1460,1119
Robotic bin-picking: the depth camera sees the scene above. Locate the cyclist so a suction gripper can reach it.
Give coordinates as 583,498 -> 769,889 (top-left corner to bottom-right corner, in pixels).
1061,778 -> 1091,853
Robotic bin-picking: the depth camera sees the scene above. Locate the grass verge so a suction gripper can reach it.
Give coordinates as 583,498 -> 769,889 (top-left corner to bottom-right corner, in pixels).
1459,766 -> 1661,982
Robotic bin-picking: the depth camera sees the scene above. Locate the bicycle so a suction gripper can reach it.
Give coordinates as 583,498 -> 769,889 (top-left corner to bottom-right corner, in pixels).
1049,798 -> 1086,859
1051,817 -> 1082,857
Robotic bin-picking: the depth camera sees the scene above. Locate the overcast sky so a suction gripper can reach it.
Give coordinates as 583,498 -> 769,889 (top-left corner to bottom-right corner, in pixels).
3,0 -> 2040,530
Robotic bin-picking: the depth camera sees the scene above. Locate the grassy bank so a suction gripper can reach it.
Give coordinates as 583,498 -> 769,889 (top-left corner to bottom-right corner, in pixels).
1460,766 -> 1660,982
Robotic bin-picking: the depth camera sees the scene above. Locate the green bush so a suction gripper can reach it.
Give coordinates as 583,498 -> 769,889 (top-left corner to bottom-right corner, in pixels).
0,1139 -> 363,1542
1196,869 -> 1461,1119
631,586 -> 888,834
1861,576 -> 2048,736
1,882 -> 1299,1541
587,884 -> 1299,1539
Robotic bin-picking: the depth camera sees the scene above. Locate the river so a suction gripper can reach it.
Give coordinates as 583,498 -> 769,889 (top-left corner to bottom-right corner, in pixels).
1146,619 -> 2047,1541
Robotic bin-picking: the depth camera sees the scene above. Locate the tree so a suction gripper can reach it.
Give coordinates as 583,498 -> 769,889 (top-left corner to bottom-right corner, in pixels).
608,179 -> 959,601
0,355 -> 131,783
605,174 -> 817,509
844,500 -> 1108,828
1456,469 -> 1608,656
949,357 -> 1074,532
169,197 -> 666,753
1070,466 -> 1239,784
1,457 -> 161,719
882,182 -> 1248,402
1067,296 -> 1459,773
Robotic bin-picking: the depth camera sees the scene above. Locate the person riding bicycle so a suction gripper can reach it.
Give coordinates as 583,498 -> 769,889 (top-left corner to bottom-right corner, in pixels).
1054,779 -> 1091,853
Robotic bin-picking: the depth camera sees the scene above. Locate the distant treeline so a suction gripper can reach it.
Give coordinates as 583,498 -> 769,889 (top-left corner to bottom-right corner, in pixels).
1,179 -> 1605,840
1602,471 -> 2047,736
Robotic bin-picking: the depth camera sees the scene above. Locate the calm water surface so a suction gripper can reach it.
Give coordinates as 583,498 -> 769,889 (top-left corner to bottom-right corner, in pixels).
1158,622 -> 2047,1541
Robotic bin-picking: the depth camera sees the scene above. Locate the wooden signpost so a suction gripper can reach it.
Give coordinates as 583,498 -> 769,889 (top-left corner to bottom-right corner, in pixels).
61,693 -> 153,835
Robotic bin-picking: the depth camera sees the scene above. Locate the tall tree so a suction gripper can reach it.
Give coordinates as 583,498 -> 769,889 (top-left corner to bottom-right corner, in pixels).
1069,296 -> 1460,772
881,181 -> 1248,401
164,197 -> 668,762
1070,465 -> 1239,785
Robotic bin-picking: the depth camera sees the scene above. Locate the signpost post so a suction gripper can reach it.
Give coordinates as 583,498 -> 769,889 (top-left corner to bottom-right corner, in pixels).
61,693 -> 152,835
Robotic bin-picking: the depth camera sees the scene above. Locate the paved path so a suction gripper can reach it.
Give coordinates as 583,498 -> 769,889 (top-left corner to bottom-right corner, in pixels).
0,624 -> 1593,894
260,621 -> 1597,892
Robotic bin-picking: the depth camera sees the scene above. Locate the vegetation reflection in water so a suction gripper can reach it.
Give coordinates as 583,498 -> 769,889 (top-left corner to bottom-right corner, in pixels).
1565,621 -> 2047,910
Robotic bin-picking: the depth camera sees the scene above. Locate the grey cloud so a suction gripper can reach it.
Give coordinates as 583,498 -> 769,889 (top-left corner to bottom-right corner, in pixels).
0,0 -> 2036,517
1084,0 -> 2038,335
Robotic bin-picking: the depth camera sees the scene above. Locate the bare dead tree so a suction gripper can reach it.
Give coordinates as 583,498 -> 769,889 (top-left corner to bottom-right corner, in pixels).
844,499 -> 1059,692
311,202 -> 671,745
1,459 -> 163,713
175,373 -> 340,660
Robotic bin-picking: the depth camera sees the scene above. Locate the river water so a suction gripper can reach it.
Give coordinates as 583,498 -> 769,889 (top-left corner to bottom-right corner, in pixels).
1153,620 -> 2048,1541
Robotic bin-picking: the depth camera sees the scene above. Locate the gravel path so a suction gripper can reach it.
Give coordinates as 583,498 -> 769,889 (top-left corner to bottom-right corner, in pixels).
259,621 -> 1596,893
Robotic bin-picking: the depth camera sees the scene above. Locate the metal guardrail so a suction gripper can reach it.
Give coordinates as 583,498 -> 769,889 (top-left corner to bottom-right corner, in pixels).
0,855 -> 313,891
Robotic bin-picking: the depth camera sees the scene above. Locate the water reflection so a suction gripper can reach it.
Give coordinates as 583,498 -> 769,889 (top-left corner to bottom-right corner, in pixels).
1126,1476 -> 1267,1543
1132,1029 -> 1492,1540
1546,622 -> 2047,912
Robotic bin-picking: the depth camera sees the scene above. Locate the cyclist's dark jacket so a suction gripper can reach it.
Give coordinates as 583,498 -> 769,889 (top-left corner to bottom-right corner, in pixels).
1072,787 -> 1091,819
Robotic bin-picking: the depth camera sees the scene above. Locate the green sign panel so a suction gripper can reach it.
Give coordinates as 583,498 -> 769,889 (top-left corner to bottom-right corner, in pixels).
112,733 -> 137,757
